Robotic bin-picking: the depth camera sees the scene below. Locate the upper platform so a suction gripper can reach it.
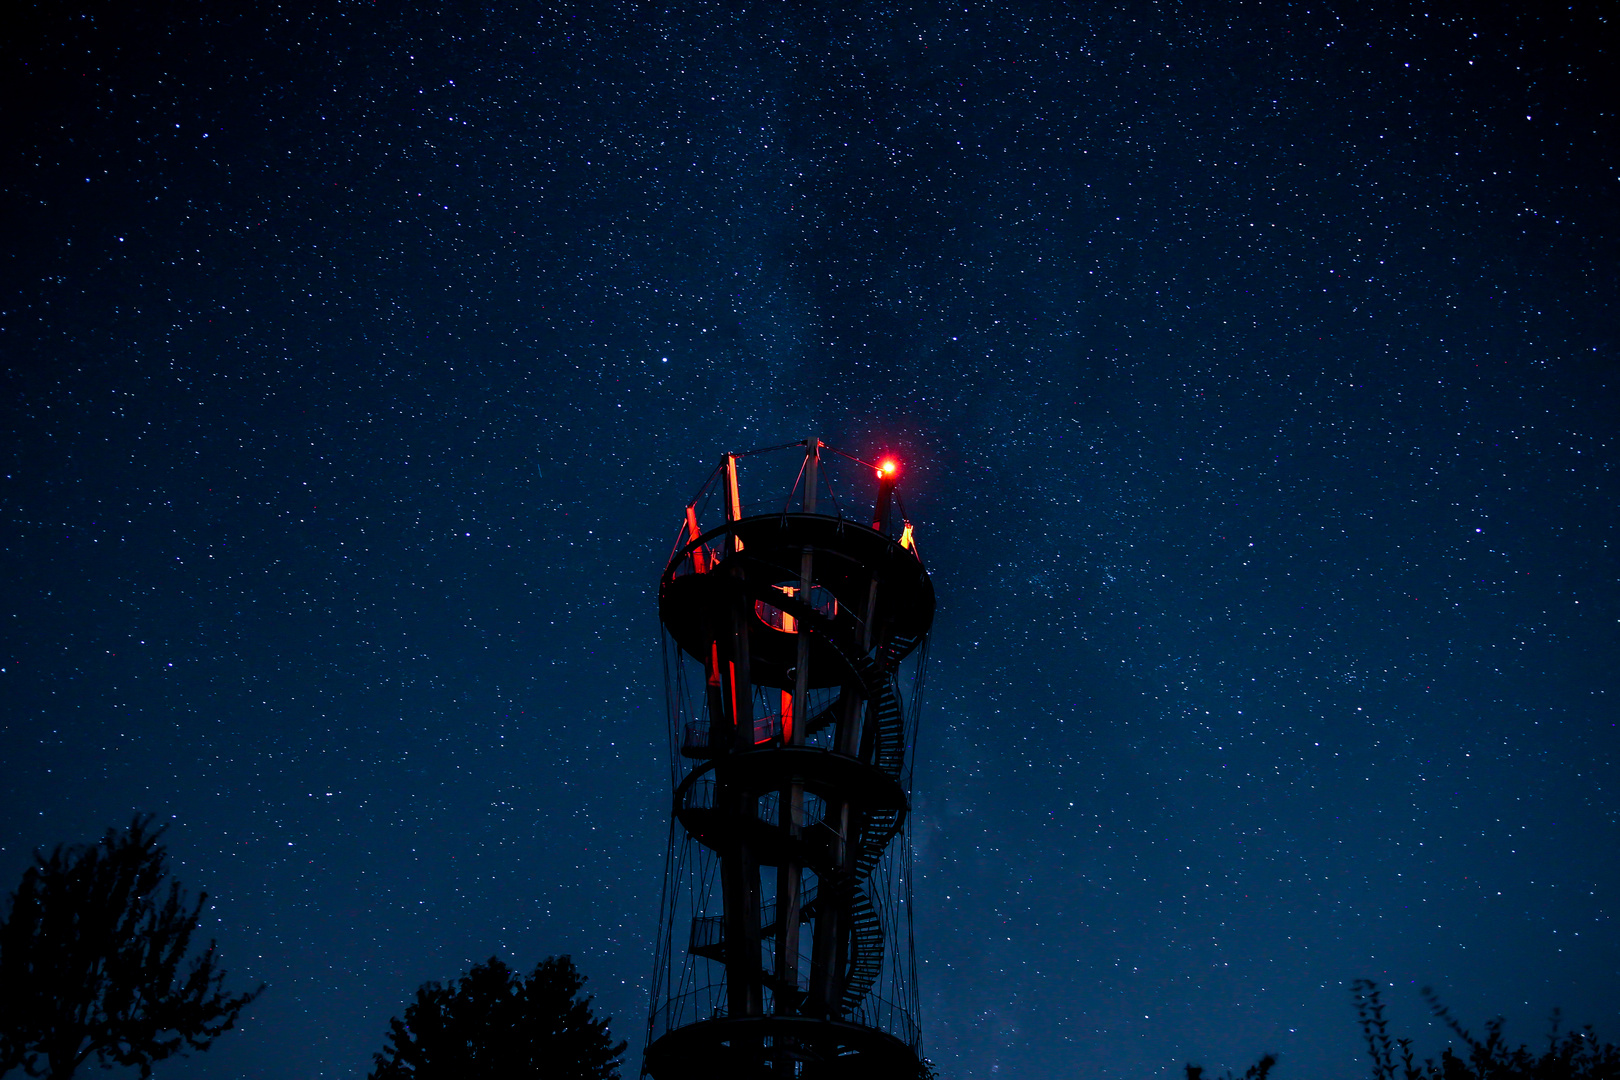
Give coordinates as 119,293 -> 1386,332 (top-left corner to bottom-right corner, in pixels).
660,513 -> 934,689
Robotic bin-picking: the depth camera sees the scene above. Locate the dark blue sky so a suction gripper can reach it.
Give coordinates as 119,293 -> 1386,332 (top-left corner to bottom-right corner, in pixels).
3,2 -> 1616,1077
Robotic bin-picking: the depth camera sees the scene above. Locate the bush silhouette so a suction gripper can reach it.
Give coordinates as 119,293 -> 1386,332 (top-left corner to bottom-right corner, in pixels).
1189,982 -> 1620,1080
1186,1053 -> 1277,1080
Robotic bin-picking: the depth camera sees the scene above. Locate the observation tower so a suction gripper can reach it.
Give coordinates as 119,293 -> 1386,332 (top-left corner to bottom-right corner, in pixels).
643,440 -> 935,1080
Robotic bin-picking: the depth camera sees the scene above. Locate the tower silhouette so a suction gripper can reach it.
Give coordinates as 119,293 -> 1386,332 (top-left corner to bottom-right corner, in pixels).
643,440 -> 935,1080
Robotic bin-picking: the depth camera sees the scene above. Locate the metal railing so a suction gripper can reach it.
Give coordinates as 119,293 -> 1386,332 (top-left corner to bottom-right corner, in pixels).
649,983 -> 920,1049
681,772 -> 834,836
681,713 -> 782,757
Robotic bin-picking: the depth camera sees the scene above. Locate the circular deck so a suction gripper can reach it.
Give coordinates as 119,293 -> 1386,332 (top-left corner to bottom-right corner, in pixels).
660,514 -> 935,690
672,748 -> 907,865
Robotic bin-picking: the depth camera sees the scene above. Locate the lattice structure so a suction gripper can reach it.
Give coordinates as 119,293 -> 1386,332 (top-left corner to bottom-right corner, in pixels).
643,441 -> 935,1080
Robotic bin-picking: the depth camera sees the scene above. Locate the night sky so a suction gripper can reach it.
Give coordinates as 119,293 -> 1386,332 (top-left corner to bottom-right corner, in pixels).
3,2 -> 1618,1077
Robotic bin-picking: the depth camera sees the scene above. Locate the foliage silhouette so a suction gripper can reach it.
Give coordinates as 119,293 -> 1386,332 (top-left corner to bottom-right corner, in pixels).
1185,1053 -> 1277,1080
0,815 -> 263,1079
369,955 -> 625,1080
1191,981 -> 1620,1080
1354,979 -> 1620,1080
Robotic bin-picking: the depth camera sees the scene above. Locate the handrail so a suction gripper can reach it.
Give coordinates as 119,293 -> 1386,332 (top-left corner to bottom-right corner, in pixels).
665,514 -> 922,584
648,984 -> 921,1048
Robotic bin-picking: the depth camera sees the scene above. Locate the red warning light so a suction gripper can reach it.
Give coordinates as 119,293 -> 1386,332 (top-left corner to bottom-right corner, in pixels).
879,459 -> 899,478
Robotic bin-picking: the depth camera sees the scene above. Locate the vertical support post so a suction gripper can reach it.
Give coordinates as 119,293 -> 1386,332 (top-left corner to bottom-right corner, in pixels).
720,831 -> 763,1018
724,454 -> 743,554
706,642 -> 727,752
775,440 -> 817,1015
685,504 -> 708,574
720,460 -> 762,1017
802,440 -> 819,516
792,440 -> 819,739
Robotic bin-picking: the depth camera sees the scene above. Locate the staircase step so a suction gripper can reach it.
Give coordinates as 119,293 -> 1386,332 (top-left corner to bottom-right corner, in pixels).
804,692 -> 843,736
839,885 -> 884,1012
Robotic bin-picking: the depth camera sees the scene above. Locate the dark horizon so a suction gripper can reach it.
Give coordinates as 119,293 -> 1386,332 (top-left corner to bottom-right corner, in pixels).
3,2 -> 1617,1077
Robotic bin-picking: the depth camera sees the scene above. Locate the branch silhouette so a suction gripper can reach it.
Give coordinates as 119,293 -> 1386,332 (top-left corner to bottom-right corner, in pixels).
0,815 -> 262,1079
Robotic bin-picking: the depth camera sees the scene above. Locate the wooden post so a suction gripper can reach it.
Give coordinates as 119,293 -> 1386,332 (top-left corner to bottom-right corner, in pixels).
775,440 -> 817,1012
720,458 -> 762,1017
723,454 -> 743,553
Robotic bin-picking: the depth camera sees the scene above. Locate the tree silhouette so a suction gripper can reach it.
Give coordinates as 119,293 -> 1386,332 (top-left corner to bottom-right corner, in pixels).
370,955 -> 625,1080
1355,979 -> 1620,1080
0,815 -> 263,1079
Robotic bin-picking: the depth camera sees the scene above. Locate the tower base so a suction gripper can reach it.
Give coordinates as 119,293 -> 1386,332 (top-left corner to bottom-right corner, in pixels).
644,1016 -> 926,1080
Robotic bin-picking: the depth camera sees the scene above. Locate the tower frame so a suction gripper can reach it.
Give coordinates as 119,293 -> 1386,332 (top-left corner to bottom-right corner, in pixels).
643,441 -> 934,1080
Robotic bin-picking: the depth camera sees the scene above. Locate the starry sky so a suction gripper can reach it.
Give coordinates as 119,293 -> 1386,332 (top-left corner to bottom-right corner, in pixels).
3,2 -> 1617,1077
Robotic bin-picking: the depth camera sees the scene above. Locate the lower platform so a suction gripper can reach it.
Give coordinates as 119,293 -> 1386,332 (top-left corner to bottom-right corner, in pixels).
644,1015 -> 926,1080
